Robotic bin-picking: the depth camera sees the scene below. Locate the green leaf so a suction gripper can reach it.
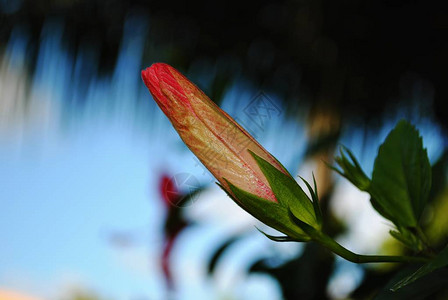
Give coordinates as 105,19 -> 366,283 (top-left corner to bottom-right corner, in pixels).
223,179 -> 311,241
391,245 -> 448,291
371,197 -> 423,252
248,150 -> 318,229
370,196 -> 395,222
370,120 -> 432,227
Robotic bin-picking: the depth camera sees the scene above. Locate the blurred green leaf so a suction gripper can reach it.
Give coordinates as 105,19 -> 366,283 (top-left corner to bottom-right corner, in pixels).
249,150 -> 318,229
391,245 -> 448,291
370,120 -> 431,227
207,235 -> 242,275
428,150 -> 448,202
374,265 -> 448,300
250,242 -> 335,300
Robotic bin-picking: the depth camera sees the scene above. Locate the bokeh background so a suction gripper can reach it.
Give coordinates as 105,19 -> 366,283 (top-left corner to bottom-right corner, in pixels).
1,1 -> 448,299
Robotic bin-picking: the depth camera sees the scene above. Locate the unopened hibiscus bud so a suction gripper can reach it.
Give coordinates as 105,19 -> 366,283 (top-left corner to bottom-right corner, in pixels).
142,63 -> 285,201
142,63 -> 320,240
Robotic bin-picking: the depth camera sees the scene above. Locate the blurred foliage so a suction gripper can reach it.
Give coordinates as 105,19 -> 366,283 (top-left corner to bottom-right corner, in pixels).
62,289 -> 108,300
2,0 -> 448,129
391,245 -> 448,291
353,265 -> 448,300
250,243 -> 334,299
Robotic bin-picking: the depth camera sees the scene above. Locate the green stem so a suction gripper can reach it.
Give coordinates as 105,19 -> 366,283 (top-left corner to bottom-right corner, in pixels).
315,232 -> 430,264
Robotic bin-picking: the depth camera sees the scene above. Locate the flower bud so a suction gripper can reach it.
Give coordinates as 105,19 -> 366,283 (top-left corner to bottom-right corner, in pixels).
142,63 -> 289,202
142,63 -> 320,239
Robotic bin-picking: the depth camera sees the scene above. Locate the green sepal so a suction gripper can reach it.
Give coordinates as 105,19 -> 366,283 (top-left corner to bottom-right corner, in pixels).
332,146 -> 371,191
370,120 -> 432,228
248,150 -> 319,229
389,228 -> 423,253
287,210 -> 321,239
222,179 -> 311,242
299,173 -> 323,227
255,227 -> 307,242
